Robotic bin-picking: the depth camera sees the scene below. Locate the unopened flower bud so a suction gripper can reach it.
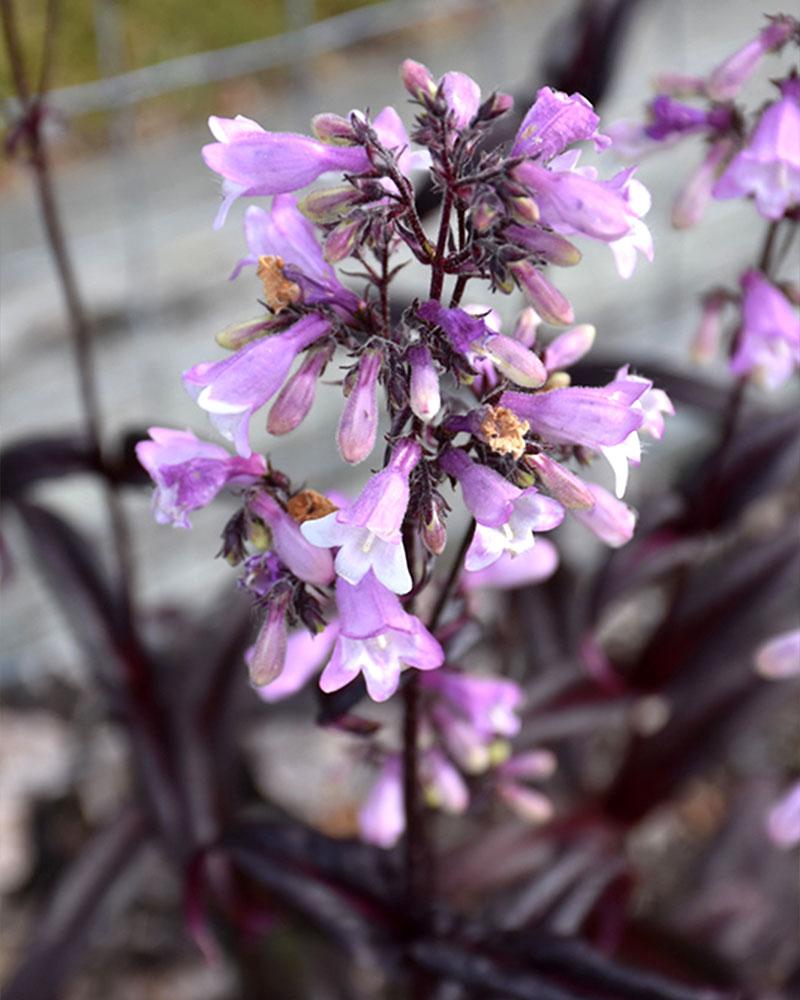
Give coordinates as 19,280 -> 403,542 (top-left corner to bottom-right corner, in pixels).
471,200 -> 500,232
508,225 -> 582,267
248,517 -> 272,551
298,185 -> 362,224
543,324 -> 596,371
248,589 -> 291,686
337,349 -> 382,464
508,195 -> 540,225
498,749 -> 557,781
310,112 -> 358,145
268,343 -> 333,436
691,293 -> 726,364
478,332 -> 547,387
400,59 -> 437,100
215,317 -> 274,350
526,453 -> 595,510
497,781 -> 553,824
421,504 -> 447,556
512,307 -> 541,347
408,345 -> 441,422
489,91 -> 514,117
509,260 -> 574,326
324,218 -> 362,263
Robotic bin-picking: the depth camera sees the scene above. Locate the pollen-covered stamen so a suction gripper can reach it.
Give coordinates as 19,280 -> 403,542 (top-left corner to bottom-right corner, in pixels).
478,405 -> 530,460
257,255 -> 302,313
287,489 -> 338,524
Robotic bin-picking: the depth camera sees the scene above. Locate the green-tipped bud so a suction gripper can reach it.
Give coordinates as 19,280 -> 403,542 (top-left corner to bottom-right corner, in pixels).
310,112 -> 358,145
298,185 -> 361,224
249,518 -> 272,552
215,318 -> 274,351
508,195 -> 539,225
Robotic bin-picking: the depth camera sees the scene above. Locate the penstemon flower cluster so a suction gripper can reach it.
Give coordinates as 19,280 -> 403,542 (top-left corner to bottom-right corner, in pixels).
137,59 -> 671,846
610,13 -> 800,389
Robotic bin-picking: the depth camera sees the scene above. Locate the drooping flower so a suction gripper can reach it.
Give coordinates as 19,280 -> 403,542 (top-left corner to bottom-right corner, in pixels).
183,315 -> 331,457
439,448 -> 564,571
301,439 -> 421,594
320,571 -> 443,701
338,349 -> 382,464
713,78 -> 800,220
423,669 -> 524,738
731,269 -> 800,389
248,492 -> 335,586
136,427 -> 266,528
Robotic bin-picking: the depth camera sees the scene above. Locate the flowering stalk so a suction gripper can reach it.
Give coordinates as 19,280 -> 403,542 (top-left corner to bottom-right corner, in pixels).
138,58 -> 672,910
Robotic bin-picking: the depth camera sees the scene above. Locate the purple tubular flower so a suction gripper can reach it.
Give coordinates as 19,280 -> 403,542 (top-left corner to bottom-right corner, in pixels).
268,343 -> 333,436
514,161 -> 633,241
706,16 -> 797,102
507,261 -> 574,326
731,270 -> 800,389
255,622 -> 339,701
423,669 -> 524,737
713,80 -> 800,220
202,115 -> 369,227
337,350 -> 382,464
418,301 -> 546,386
500,375 -> 648,450
462,541 -> 559,590
572,482 -> 637,548
672,139 -> 734,229
645,96 -> 731,141
359,755 -> 405,848
755,628 -> 800,680
320,571 -> 444,702
301,439 -> 421,594
248,492 -> 335,586
439,448 -> 564,571
235,199 -> 360,312
543,324 -> 595,371
512,86 -> 610,160
136,427 -> 266,528
183,315 -> 331,457
248,590 -> 291,686
441,70 -> 482,128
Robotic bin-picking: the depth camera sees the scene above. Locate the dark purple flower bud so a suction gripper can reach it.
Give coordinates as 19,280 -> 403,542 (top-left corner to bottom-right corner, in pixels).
337,349 -> 382,464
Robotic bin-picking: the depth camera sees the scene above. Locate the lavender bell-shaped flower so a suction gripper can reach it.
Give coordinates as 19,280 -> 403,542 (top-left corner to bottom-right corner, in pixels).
713,78 -> 800,220
511,86 -> 610,161
731,269 -> 800,389
423,670 -> 524,738
320,571 -> 443,702
439,448 -> 564,571
248,492 -> 335,586
462,541 -> 559,591
183,314 -> 331,457
136,427 -> 266,528
337,349 -> 382,464
301,439 -> 421,594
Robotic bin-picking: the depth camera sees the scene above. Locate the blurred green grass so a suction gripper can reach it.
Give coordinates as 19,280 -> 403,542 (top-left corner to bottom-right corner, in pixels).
2,0 -> 380,93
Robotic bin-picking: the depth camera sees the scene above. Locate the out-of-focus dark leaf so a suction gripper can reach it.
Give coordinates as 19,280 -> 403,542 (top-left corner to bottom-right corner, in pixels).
0,434 -> 100,498
3,808 -> 148,1000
